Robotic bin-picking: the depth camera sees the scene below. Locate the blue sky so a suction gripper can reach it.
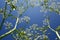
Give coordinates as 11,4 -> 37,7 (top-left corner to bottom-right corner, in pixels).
0,0 -> 60,40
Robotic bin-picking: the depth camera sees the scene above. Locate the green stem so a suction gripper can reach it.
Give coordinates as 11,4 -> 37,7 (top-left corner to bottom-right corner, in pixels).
0,18 -> 19,39
0,18 -> 5,30
48,24 -> 60,39
0,2 -> 7,30
46,18 -> 60,39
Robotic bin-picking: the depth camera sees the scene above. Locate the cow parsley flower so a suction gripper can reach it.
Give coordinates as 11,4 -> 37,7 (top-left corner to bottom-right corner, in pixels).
12,0 -> 18,5
29,24 -> 38,30
18,16 -> 30,24
29,0 -> 40,7
23,16 -> 30,23
18,6 -> 25,15
4,22 -> 13,29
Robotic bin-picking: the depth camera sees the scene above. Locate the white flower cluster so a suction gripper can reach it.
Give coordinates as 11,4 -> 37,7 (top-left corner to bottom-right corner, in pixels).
40,0 -> 60,14
13,24 -> 49,40
19,16 -> 30,23
29,0 -> 40,7
4,22 -> 13,29
34,34 -> 48,40
29,24 -> 38,30
23,16 -> 30,23
6,0 -> 60,14
43,18 -> 49,26
12,0 -> 17,5
40,5 -> 48,13
25,24 -> 39,34
17,6 -> 25,15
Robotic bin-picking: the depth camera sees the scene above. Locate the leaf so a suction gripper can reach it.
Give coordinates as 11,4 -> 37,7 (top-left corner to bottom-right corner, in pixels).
56,25 -> 60,31
49,7 -> 54,12
55,9 -> 59,14
44,0 -> 48,3
0,9 -> 3,13
43,35 -> 49,40
49,7 -> 59,14
39,26 -> 49,32
10,4 -> 16,10
6,0 -> 11,2
8,14 -> 13,16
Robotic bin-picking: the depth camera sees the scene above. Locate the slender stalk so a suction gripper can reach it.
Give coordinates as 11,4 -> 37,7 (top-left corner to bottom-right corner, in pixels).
34,36 -> 40,40
48,24 -> 60,39
0,17 -> 19,39
0,2 -> 7,30
0,18 -> 5,30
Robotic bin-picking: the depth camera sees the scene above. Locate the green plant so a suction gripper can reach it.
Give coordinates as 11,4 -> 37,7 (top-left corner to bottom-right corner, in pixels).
0,0 -> 60,40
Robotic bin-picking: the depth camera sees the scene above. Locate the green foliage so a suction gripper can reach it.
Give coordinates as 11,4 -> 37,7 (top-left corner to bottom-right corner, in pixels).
0,9 -> 3,13
39,26 -> 49,33
43,35 -> 49,40
44,0 -> 48,3
10,4 -> 16,10
0,0 -> 60,40
6,0 -> 11,2
56,26 -> 60,31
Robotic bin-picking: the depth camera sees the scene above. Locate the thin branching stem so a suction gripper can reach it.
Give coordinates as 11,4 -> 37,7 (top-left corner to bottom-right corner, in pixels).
0,17 -> 19,39
0,2 -> 7,30
48,24 -> 60,39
